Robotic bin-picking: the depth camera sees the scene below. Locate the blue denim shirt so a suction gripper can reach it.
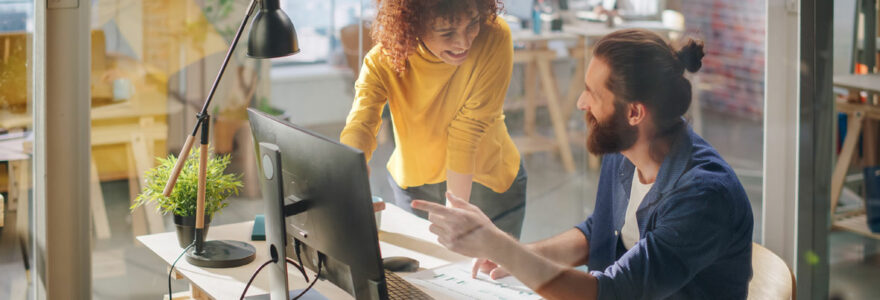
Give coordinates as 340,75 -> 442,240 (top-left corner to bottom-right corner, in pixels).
576,127 -> 753,299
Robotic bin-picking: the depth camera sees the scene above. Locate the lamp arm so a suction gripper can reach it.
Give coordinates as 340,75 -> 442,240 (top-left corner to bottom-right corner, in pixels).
162,0 -> 259,197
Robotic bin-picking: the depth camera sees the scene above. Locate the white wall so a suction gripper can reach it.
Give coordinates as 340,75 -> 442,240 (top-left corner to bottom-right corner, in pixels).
269,64 -> 357,127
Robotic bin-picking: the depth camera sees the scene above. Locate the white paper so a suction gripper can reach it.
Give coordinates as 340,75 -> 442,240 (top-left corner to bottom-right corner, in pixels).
403,261 -> 543,300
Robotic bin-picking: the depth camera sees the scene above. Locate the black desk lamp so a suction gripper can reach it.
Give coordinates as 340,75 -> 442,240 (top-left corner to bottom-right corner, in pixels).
161,0 -> 299,268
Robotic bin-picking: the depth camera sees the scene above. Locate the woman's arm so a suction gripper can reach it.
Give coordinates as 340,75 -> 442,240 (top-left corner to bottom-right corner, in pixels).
340,51 -> 389,163
446,169 -> 474,202
445,21 -> 514,196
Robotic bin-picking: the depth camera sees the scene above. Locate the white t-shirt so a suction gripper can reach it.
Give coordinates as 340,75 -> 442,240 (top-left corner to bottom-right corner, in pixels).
622,169 -> 654,249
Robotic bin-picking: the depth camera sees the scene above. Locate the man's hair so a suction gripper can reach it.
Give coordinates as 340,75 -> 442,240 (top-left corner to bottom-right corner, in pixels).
371,0 -> 503,74
593,29 -> 705,140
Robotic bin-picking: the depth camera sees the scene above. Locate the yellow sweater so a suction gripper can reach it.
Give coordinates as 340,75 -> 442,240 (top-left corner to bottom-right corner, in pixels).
340,18 -> 520,193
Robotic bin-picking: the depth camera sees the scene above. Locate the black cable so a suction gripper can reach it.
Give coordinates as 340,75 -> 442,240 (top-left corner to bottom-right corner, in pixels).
286,257 -> 309,283
294,239 -> 307,283
240,259 -> 275,300
238,254 -> 310,299
292,255 -> 323,300
169,242 -> 195,300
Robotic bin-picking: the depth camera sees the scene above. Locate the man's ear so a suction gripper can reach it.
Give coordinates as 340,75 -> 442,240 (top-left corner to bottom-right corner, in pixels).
628,102 -> 646,126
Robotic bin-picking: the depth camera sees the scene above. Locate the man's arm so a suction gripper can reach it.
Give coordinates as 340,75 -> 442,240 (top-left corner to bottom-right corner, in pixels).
412,193 -> 599,300
476,227 -> 590,279
488,233 -> 599,300
530,228 -> 590,267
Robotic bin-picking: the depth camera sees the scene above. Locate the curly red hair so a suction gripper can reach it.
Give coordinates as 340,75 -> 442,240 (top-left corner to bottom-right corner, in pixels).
372,0 -> 503,74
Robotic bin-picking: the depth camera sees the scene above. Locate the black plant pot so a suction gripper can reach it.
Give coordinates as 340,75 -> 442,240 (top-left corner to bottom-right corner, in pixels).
173,214 -> 212,248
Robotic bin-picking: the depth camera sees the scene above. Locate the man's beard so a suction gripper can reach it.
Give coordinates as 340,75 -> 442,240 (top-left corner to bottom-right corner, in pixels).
585,102 -> 639,155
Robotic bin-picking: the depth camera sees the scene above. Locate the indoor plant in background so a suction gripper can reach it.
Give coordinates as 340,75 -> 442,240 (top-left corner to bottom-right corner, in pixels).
132,148 -> 243,247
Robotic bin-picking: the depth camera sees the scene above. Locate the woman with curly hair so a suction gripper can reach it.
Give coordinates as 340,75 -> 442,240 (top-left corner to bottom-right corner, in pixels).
340,0 -> 526,238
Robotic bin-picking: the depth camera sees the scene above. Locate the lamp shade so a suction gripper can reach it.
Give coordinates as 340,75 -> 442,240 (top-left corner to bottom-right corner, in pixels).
247,0 -> 299,58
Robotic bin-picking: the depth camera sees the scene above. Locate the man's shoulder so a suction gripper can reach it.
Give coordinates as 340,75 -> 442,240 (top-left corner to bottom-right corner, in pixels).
679,132 -> 744,196
664,132 -> 752,218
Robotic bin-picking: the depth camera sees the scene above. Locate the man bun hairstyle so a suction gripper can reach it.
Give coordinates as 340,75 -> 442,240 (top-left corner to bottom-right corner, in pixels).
593,29 -> 705,137
676,39 -> 705,73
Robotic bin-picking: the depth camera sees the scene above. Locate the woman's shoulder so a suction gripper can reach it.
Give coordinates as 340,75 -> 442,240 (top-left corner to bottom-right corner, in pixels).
481,16 -> 512,45
471,16 -> 512,60
362,44 -> 394,71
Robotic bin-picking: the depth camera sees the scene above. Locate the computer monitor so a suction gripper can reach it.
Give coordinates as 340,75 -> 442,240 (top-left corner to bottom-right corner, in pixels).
247,108 -> 388,299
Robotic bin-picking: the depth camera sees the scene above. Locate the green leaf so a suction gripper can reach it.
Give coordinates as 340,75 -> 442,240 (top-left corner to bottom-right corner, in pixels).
131,147 -> 243,218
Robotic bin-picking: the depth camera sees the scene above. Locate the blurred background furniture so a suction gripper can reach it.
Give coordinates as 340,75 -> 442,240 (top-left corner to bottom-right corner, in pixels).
510,31 -> 580,173
830,0 -> 880,241
340,22 -> 374,76
0,132 -> 33,296
748,242 -> 795,300
0,29 -> 173,238
832,75 -> 880,240
0,131 -> 30,219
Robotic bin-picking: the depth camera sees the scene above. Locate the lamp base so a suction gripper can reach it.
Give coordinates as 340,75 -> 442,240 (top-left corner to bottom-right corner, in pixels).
186,240 -> 256,268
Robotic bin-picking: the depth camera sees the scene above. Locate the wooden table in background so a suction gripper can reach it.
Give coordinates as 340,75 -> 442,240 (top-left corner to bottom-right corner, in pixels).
831,73 -> 880,240
0,133 -> 31,248
0,97 -> 181,239
510,30 -> 581,173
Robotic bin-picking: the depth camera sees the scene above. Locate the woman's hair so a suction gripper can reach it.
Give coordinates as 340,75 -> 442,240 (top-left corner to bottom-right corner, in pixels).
371,0 -> 503,73
593,29 -> 705,136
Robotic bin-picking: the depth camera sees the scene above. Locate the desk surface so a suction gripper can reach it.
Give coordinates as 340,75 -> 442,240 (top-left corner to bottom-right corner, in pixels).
137,204 -> 469,300
833,73 -> 880,93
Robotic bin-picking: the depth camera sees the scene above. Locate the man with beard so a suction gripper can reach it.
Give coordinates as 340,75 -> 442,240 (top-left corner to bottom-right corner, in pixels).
411,29 -> 754,299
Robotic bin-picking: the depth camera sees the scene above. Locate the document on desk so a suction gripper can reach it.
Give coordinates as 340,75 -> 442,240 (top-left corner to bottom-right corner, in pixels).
402,261 -> 543,300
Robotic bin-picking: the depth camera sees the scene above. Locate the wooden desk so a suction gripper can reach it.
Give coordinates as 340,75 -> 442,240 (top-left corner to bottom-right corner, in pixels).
138,204 -> 469,299
0,133 -> 30,212
0,133 -> 32,269
831,74 -> 880,240
833,73 -> 880,93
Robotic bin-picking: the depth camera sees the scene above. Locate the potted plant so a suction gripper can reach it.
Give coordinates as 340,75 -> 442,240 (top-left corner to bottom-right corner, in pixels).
132,147 -> 242,247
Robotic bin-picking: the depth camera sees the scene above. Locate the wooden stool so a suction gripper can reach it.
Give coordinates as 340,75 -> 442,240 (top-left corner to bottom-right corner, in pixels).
510,41 -> 576,174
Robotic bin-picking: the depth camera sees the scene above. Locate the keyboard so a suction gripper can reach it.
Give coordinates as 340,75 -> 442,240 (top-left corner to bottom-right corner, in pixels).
384,269 -> 433,300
